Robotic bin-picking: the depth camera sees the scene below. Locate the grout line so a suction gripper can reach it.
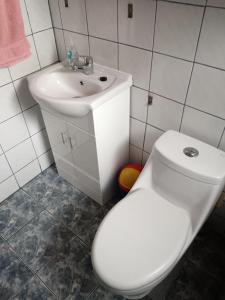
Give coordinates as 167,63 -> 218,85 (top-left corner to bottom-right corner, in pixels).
157,0 -> 206,8
159,0 -> 225,10
185,105 -> 225,121
0,103 -> 38,126
57,0 -> 67,58
54,29 -> 225,72
1,126 -> 47,154
34,273 -> 58,297
217,127 -> 225,149
133,87 -> 225,121
141,0 -> 158,165
23,0 -> 42,69
48,0 -> 60,62
3,235 -> 58,298
25,27 -> 55,37
131,115 -> 165,132
45,207 -> 91,248
84,0 -> 91,56
179,4 -> 207,132
3,75 -> 43,172
117,0 -> 119,70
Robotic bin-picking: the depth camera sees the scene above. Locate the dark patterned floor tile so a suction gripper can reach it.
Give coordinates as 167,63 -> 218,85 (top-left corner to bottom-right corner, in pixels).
166,259 -> 224,300
87,286 -> 125,300
87,286 -> 153,300
76,216 -> 102,247
12,276 -> 56,300
37,236 -> 97,300
0,190 -> 44,240
23,168 -> 85,208
22,166 -> 59,202
46,193 -> 102,242
0,240 -> 33,300
186,227 -> 225,280
8,211 -> 75,273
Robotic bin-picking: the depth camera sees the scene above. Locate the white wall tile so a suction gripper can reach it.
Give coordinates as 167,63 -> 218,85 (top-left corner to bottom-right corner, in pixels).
86,0 -> 117,42
207,0 -> 225,8
219,130 -> 225,152
196,8 -> 225,69
186,64 -> 225,119
54,29 -> 66,61
129,145 -> 142,165
130,118 -> 145,148
0,155 -> 12,183
0,69 -> 11,87
34,29 -> 58,67
0,114 -> 29,151
144,125 -> 163,153
151,53 -> 192,103
0,0 -> 55,203
23,105 -> 45,135
90,37 -> 118,69
9,36 -> 40,80
59,0 -> 87,34
14,78 -> 36,111
15,159 -> 41,187
147,94 -> 183,131
154,2 -> 203,60
31,129 -> 50,156
5,139 -> 36,173
0,83 -> 21,123
20,0 -> 31,36
38,150 -> 54,171
0,176 -> 19,203
25,0 -> 52,32
64,31 -> 89,56
142,151 -> 150,165
119,44 -> 151,90
118,0 -> 155,50
181,107 -> 225,147
49,0 -> 62,28
131,87 -> 148,122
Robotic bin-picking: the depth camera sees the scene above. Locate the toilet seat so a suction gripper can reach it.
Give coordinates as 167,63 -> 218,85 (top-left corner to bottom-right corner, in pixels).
92,188 -> 191,292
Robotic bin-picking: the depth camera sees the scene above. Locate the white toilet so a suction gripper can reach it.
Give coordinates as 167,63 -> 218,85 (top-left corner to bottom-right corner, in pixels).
91,130 -> 225,299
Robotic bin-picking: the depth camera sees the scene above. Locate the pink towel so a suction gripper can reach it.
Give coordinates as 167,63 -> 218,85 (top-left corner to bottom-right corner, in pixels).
0,0 -> 31,67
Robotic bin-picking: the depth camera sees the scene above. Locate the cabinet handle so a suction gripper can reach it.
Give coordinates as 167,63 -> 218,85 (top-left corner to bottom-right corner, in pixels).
61,132 -> 66,144
69,137 -> 73,149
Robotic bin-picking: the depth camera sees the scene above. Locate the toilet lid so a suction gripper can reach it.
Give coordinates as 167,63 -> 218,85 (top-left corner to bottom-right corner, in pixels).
92,188 -> 191,292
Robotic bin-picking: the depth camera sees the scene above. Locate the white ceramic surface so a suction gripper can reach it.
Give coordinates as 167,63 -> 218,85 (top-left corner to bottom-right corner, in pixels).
92,130 -> 225,299
28,62 -> 132,117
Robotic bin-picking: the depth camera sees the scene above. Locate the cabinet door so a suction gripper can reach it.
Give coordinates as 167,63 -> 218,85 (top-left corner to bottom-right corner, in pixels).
67,123 -> 100,180
41,110 -> 74,170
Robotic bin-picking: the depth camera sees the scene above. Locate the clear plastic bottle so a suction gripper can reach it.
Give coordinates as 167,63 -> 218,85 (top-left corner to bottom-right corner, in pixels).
66,45 -> 79,68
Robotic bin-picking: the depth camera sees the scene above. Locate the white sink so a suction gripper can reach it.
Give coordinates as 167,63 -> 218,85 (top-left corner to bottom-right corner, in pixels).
28,62 -> 132,117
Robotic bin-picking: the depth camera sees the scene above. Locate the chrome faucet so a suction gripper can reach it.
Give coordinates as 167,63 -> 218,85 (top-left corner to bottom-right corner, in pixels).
67,50 -> 94,75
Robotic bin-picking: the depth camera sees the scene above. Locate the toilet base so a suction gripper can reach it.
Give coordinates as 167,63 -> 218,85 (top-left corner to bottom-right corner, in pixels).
123,291 -> 150,299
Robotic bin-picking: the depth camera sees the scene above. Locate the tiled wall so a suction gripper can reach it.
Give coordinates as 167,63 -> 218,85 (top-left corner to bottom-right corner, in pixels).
49,0 -> 225,229
50,0 -> 225,164
0,0 -> 58,202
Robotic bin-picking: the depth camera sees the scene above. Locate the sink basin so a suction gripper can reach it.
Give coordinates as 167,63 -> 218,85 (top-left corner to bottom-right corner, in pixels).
28,62 -> 132,117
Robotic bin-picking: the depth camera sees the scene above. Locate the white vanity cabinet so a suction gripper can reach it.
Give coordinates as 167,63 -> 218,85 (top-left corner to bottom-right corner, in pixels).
41,88 -> 130,205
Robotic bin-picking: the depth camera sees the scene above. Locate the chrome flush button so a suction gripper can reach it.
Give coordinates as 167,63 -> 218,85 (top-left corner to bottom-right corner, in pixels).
183,147 -> 199,158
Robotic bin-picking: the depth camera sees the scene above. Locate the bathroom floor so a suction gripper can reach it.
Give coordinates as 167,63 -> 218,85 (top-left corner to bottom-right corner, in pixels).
0,165 -> 225,300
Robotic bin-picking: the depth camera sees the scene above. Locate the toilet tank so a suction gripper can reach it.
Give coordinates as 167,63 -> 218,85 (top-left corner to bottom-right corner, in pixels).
150,130 -> 225,234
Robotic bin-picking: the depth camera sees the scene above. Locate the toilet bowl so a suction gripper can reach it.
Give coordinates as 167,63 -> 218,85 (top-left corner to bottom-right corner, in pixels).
91,130 -> 225,299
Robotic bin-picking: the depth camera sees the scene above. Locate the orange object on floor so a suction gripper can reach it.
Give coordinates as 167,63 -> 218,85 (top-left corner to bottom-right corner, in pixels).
118,164 -> 143,193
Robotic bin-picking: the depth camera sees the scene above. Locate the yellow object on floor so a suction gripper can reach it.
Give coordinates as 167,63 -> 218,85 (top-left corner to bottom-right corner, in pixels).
118,164 -> 142,193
